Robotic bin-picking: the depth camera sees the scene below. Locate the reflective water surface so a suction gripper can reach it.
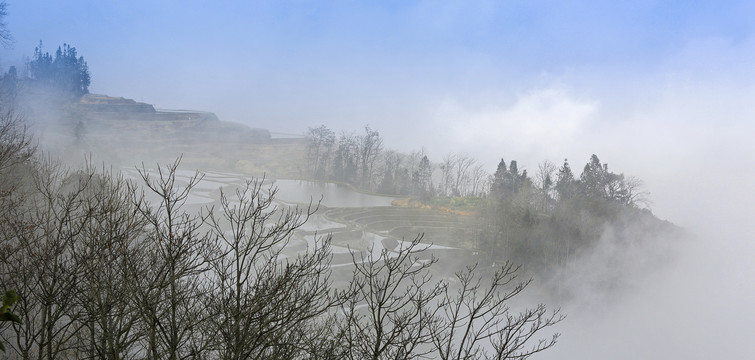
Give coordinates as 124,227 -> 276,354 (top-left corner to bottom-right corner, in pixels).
272,179 -> 395,208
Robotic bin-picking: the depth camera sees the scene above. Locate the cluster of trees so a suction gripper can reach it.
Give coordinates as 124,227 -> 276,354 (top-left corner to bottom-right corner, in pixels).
306,125 -> 647,208
0,100 -> 562,358
306,125 -> 385,190
306,125 -> 665,276
26,41 -> 91,99
438,153 -> 489,198
0,41 -> 90,103
306,125 -> 488,199
479,156 -> 659,273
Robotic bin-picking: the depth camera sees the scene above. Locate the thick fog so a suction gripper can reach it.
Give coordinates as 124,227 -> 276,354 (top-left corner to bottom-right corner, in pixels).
485,48 -> 755,358
5,1 -> 755,358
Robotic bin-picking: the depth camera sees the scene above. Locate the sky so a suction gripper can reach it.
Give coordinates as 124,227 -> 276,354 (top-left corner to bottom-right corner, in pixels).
3,1 -> 755,358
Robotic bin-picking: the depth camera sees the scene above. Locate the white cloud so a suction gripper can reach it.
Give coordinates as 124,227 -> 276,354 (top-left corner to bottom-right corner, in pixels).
431,87 -> 598,170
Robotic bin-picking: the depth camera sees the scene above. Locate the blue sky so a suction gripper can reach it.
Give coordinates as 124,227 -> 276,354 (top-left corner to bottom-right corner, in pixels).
5,1 -> 753,130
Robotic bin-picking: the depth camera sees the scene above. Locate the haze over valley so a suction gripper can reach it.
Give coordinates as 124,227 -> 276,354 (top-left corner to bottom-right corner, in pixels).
1,1 -> 754,359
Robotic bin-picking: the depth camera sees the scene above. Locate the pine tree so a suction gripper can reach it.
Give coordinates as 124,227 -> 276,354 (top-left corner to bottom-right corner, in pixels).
555,159 -> 575,201
580,154 -> 608,199
491,158 -> 507,197
28,41 -> 90,99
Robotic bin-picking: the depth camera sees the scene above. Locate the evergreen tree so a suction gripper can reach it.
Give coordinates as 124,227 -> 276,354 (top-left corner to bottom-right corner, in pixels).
507,160 -> 522,196
580,154 -> 609,199
555,159 -> 575,201
0,66 -> 18,100
412,155 -> 432,197
509,160 -> 518,177
28,41 -> 90,99
491,158 -> 507,197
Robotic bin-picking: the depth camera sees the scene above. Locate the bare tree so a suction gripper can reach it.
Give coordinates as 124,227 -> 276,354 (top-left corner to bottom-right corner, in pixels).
623,175 -> 650,208
334,235 -> 563,360
0,150 -> 564,359
131,159 -> 214,360
438,153 -> 480,197
72,165 -> 148,359
338,234 -> 444,360
357,125 -> 382,190
1,160 -> 93,359
333,132 -> 358,184
469,164 -> 488,198
306,125 -> 336,179
439,155 -> 454,197
432,262 -> 563,360
204,178 -> 339,359
0,104 -> 34,175
0,92 -> 36,274
451,154 -> 476,197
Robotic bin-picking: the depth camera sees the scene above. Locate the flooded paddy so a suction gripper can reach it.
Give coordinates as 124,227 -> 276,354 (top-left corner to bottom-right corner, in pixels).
272,179 -> 395,208
122,168 -> 480,271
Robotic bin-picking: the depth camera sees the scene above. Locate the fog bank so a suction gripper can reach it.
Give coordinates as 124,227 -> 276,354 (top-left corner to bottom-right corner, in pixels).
532,82 -> 755,358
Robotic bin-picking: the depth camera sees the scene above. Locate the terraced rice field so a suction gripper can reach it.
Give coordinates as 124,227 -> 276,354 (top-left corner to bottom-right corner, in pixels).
123,167 -> 481,273
321,206 -> 480,249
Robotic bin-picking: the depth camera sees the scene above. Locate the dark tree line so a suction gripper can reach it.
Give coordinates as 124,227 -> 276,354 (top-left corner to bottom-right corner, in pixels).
305,125 -> 648,209
0,41 -> 90,103
27,41 -> 91,99
306,124 -> 665,278
307,125 -> 385,191
479,155 -> 659,275
306,125 -> 485,200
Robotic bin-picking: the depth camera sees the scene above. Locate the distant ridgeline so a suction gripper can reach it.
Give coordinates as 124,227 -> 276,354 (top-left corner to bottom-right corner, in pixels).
68,94 -> 218,122
71,94 -> 159,113
65,94 -> 271,142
